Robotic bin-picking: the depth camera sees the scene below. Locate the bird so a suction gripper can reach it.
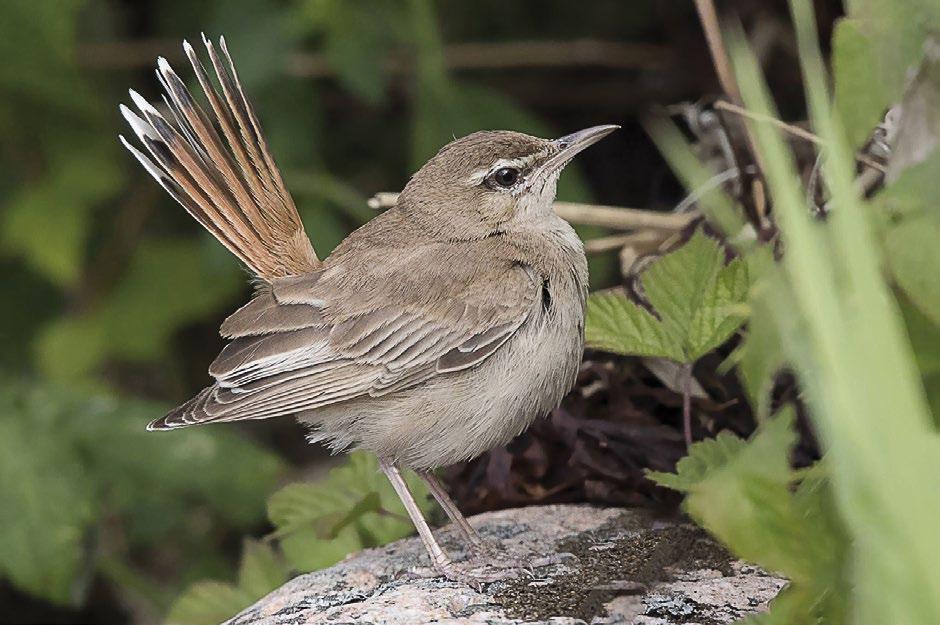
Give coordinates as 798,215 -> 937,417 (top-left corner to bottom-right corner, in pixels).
119,34 -> 618,586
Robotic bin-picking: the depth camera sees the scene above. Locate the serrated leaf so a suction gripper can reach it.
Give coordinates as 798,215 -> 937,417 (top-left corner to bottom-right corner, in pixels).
688,255 -> 749,360
690,473 -> 804,578
267,482 -> 354,538
268,452 -> 432,571
653,407 -> 848,622
586,230 -> 748,364
642,230 -> 748,360
646,431 -> 746,491
681,411 -> 820,579
585,291 -> 684,361
237,540 -> 288,599
643,230 -> 724,337
279,524 -> 364,573
166,580 -> 253,625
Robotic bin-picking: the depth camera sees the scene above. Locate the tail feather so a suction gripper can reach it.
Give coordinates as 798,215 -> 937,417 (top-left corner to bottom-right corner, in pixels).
120,34 -> 319,281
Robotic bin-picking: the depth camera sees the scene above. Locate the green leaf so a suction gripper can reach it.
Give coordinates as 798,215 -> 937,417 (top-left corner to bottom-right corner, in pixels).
832,0 -> 938,148
0,373 -> 283,608
321,491 -> 383,539
736,304 -> 784,419
166,580 -> 253,625
237,540 -> 288,600
832,19 -> 889,149
731,16 -> 940,621
899,295 -> 940,376
1,141 -> 122,287
279,525 -> 363,573
736,249 -> 789,419
0,0 -> 97,113
649,409 -> 849,622
643,230 -> 749,360
323,2 -> 399,103
646,431 -> 746,491
886,214 -> 940,325
0,400 -> 95,604
267,482 -> 357,538
585,229 -> 748,363
875,150 -> 940,218
646,411 -> 793,494
648,411 -> 797,563
585,291 -> 684,361
0,377 -> 283,605
268,452 -> 431,571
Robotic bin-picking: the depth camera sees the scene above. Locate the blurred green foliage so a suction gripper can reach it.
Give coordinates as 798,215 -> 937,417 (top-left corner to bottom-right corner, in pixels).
597,0 -> 940,623
587,229 -> 749,363
0,379 -> 283,606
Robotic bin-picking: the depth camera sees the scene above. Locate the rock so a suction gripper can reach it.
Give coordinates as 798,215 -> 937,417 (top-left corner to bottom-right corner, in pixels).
224,505 -> 786,625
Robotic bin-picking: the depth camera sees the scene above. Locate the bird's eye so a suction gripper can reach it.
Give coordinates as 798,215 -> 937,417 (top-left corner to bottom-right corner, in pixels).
487,167 -> 521,189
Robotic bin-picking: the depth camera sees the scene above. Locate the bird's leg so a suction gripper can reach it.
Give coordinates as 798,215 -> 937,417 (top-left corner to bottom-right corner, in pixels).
418,470 -> 570,571
418,471 -> 488,553
379,460 -> 519,588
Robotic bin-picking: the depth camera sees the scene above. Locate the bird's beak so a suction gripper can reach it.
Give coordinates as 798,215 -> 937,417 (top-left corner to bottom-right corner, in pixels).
531,124 -> 620,181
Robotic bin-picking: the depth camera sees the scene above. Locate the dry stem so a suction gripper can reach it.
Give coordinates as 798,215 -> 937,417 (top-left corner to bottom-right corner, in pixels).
368,193 -> 697,232
693,0 -> 741,101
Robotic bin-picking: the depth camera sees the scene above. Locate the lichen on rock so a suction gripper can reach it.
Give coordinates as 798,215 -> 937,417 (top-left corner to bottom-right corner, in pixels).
224,505 -> 786,625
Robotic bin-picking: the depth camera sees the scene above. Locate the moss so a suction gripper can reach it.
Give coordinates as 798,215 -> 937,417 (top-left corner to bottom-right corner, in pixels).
493,512 -> 734,622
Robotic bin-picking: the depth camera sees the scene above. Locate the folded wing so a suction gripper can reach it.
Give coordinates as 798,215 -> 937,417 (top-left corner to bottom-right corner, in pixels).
149,259 -> 540,430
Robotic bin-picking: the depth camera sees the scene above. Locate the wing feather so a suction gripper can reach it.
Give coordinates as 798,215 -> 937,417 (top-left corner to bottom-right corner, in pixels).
121,36 -> 318,281
148,260 -> 540,430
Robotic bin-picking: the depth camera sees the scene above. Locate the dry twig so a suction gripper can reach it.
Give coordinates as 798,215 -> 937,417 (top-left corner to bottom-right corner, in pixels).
693,0 -> 741,101
715,100 -> 888,173
368,193 -> 697,232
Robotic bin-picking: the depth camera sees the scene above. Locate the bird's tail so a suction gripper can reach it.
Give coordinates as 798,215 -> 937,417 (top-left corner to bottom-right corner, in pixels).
119,35 -> 319,281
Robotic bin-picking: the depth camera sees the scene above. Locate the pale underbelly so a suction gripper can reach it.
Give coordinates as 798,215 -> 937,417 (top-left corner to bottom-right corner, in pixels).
299,314 -> 583,470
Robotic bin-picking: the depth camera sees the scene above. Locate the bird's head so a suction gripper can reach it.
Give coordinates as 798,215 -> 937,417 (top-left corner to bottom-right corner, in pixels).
398,125 -> 619,239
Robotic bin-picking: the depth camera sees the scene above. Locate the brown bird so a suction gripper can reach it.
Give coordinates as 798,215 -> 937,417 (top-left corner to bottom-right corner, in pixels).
119,35 -> 617,585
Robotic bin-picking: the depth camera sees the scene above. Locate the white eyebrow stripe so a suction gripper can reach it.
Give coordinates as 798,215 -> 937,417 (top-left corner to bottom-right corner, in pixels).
465,152 -> 548,186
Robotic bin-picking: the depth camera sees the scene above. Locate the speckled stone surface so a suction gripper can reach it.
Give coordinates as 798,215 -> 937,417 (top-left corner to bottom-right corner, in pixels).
223,505 -> 786,625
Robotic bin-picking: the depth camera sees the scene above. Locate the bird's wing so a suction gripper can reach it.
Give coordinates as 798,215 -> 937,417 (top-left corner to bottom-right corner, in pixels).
119,35 -> 318,280
150,247 -> 540,429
